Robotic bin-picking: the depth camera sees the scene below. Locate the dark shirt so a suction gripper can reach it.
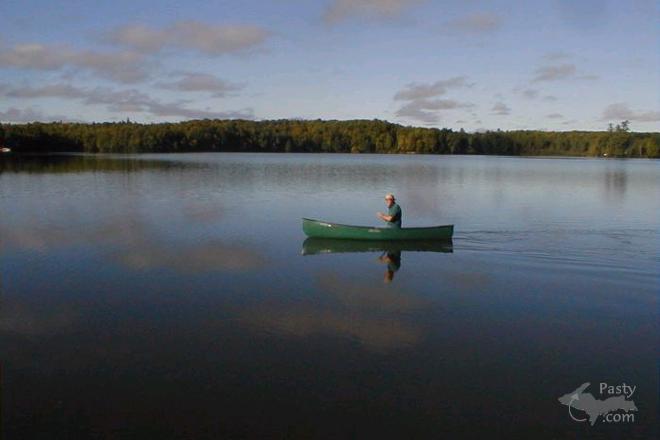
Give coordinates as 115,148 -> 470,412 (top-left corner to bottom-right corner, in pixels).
386,203 -> 402,227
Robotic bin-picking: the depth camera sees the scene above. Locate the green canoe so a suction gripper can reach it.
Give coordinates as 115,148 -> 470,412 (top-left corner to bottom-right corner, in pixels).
302,218 -> 454,240
301,237 -> 453,255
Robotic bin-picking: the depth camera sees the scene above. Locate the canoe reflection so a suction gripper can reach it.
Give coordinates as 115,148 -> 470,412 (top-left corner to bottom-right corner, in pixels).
301,238 -> 453,282
301,238 -> 453,255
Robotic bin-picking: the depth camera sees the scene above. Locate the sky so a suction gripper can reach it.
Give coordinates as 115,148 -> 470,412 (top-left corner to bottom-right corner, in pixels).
0,0 -> 658,131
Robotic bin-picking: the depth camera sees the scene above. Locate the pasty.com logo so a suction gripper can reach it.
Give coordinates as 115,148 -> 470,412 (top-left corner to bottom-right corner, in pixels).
558,382 -> 637,425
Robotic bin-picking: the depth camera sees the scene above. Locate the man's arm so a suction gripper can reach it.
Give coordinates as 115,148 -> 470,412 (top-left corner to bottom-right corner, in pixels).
377,212 -> 394,221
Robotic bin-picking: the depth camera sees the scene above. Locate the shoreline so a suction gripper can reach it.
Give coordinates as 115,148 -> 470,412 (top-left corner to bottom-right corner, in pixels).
2,120 -> 658,158
2,151 -> 658,160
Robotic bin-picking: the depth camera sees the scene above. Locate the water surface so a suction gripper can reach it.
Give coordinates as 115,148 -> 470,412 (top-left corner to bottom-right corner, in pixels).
1,153 -> 657,438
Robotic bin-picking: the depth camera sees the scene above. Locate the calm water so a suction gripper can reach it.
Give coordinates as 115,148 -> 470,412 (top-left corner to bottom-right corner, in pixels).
1,153 -> 657,439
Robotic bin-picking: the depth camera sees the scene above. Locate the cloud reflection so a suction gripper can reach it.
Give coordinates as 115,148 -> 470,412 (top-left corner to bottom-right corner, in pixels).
317,273 -> 426,311
243,308 -> 421,351
0,217 -> 144,254
0,215 -> 264,274
182,202 -> 224,224
0,299 -> 75,335
241,273 -> 429,351
116,240 -> 263,273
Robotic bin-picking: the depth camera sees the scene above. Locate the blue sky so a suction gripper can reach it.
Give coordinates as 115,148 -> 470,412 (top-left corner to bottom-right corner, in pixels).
0,0 -> 657,131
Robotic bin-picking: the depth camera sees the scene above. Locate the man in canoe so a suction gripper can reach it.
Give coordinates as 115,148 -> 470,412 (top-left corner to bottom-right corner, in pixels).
377,193 -> 402,228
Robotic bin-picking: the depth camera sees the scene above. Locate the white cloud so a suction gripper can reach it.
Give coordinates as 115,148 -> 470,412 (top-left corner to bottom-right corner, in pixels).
323,0 -> 426,24
0,21 -> 269,85
546,113 -> 563,119
105,21 -> 270,55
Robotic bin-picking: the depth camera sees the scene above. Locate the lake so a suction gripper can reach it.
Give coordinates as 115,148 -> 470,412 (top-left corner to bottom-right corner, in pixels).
1,153 -> 657,439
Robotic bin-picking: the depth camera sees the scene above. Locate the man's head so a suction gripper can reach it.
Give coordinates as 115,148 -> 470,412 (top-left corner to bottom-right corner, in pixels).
385,193 -> 395,207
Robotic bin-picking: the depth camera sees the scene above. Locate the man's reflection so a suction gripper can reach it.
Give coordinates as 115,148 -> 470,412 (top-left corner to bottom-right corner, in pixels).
378,250 -> 401,283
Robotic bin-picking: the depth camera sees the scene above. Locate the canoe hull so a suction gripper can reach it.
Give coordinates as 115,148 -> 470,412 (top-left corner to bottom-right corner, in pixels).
302,218 -> 453,240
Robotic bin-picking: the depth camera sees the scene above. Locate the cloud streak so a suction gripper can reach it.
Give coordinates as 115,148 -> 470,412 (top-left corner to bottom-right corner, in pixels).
446,12 -> 502,33
1,83 -> 254,120
0,107 -> 70,123
521,88 -> 539,99
323,0 -> 426,24
105,21 -> 270,55
542,51 -> 572,61
533,63 -> 576,81
394,76 -> 472,101
601,103 -> 660,122
491,102 -> 511,115
0,43 -> 149,83
396,98 -> 473,123
393,76 -> 473,124
532,63 -> 598,82
157,72 -> 244,97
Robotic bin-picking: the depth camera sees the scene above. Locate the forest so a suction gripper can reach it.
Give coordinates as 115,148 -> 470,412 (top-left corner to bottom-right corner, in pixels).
1,119 -> 658,157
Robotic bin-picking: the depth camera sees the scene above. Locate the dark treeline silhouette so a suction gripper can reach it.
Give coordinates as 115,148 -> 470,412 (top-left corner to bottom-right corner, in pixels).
1,119 -> 658,157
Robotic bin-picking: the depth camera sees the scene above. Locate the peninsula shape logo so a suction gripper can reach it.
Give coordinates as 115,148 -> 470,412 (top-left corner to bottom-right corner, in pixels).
558,382 -> 637,425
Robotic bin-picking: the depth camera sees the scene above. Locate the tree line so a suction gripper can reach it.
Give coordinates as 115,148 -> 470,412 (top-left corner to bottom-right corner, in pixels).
1,119 -> 658,157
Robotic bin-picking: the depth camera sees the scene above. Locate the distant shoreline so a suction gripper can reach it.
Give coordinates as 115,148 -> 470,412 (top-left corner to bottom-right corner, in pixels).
3,151 -> 658,160
2,119 -> 658,158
